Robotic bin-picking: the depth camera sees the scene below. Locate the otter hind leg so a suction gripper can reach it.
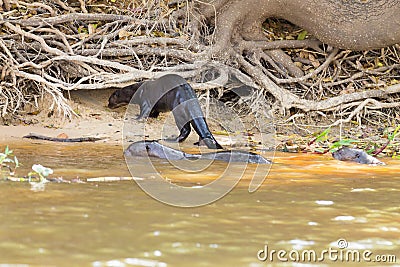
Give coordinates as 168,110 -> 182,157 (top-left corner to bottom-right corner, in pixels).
136,101 -> 152,121
164,121 -> 191,143
176,121 -> 191,142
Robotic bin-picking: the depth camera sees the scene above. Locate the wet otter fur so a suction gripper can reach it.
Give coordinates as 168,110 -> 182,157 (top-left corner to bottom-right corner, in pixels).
332,147 -> 385,165
108,82 -> 144,109
125,140 -> 271,164
108,74 -> 222,149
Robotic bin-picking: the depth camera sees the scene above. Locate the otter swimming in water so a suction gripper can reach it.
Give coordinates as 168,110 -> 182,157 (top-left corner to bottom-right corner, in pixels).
124,140 -> 271,164
332,147 -> 385,165
108,74 -> 222,149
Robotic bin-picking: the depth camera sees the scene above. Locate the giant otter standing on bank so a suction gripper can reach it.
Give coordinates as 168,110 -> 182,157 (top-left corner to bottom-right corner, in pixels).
108,74 -> 223,149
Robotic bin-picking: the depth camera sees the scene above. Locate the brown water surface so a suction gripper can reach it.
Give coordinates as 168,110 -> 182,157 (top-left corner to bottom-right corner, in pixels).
0,141 -> 399,266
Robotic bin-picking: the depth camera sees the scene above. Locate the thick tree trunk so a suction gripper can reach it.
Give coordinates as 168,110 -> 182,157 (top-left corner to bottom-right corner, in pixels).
202,0 -> 400,56
279,0 -> 400,50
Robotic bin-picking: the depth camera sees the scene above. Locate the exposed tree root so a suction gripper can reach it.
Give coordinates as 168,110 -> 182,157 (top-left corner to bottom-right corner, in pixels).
0,0 -> 399,130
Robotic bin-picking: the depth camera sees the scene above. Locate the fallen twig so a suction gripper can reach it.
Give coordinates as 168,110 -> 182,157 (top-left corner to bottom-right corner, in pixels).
23,133 -> 105,142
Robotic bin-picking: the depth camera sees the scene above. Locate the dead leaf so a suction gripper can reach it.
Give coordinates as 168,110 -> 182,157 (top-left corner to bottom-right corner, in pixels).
27,110 -> 41,115
309,54 -> 320,68
88,24 -> 97,35
57,133 -> 69,139
340,83 -> 355,95
152,31 -> 165,37
119,29 -> 133,40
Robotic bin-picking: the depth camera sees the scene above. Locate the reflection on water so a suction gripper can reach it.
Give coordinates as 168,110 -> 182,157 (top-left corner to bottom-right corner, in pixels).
0,141 -> 399,266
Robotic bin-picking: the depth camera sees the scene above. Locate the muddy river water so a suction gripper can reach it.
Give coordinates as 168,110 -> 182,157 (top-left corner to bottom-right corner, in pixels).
0,141 -> 399,266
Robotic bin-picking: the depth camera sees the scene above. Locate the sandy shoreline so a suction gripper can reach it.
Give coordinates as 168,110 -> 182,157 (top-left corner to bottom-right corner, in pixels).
0,121 -> 124,144
0,89 -> 128,144
0,89 -> 269,148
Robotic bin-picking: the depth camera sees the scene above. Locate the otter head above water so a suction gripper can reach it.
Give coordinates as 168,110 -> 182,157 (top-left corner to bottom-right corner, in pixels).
108,82 -> 144,109
124,140 -> 188,160
332,147 -> 385,165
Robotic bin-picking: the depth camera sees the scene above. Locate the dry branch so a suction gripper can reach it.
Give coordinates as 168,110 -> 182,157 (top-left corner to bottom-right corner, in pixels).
0,0 -> 399,129
8,13 -> 138,27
